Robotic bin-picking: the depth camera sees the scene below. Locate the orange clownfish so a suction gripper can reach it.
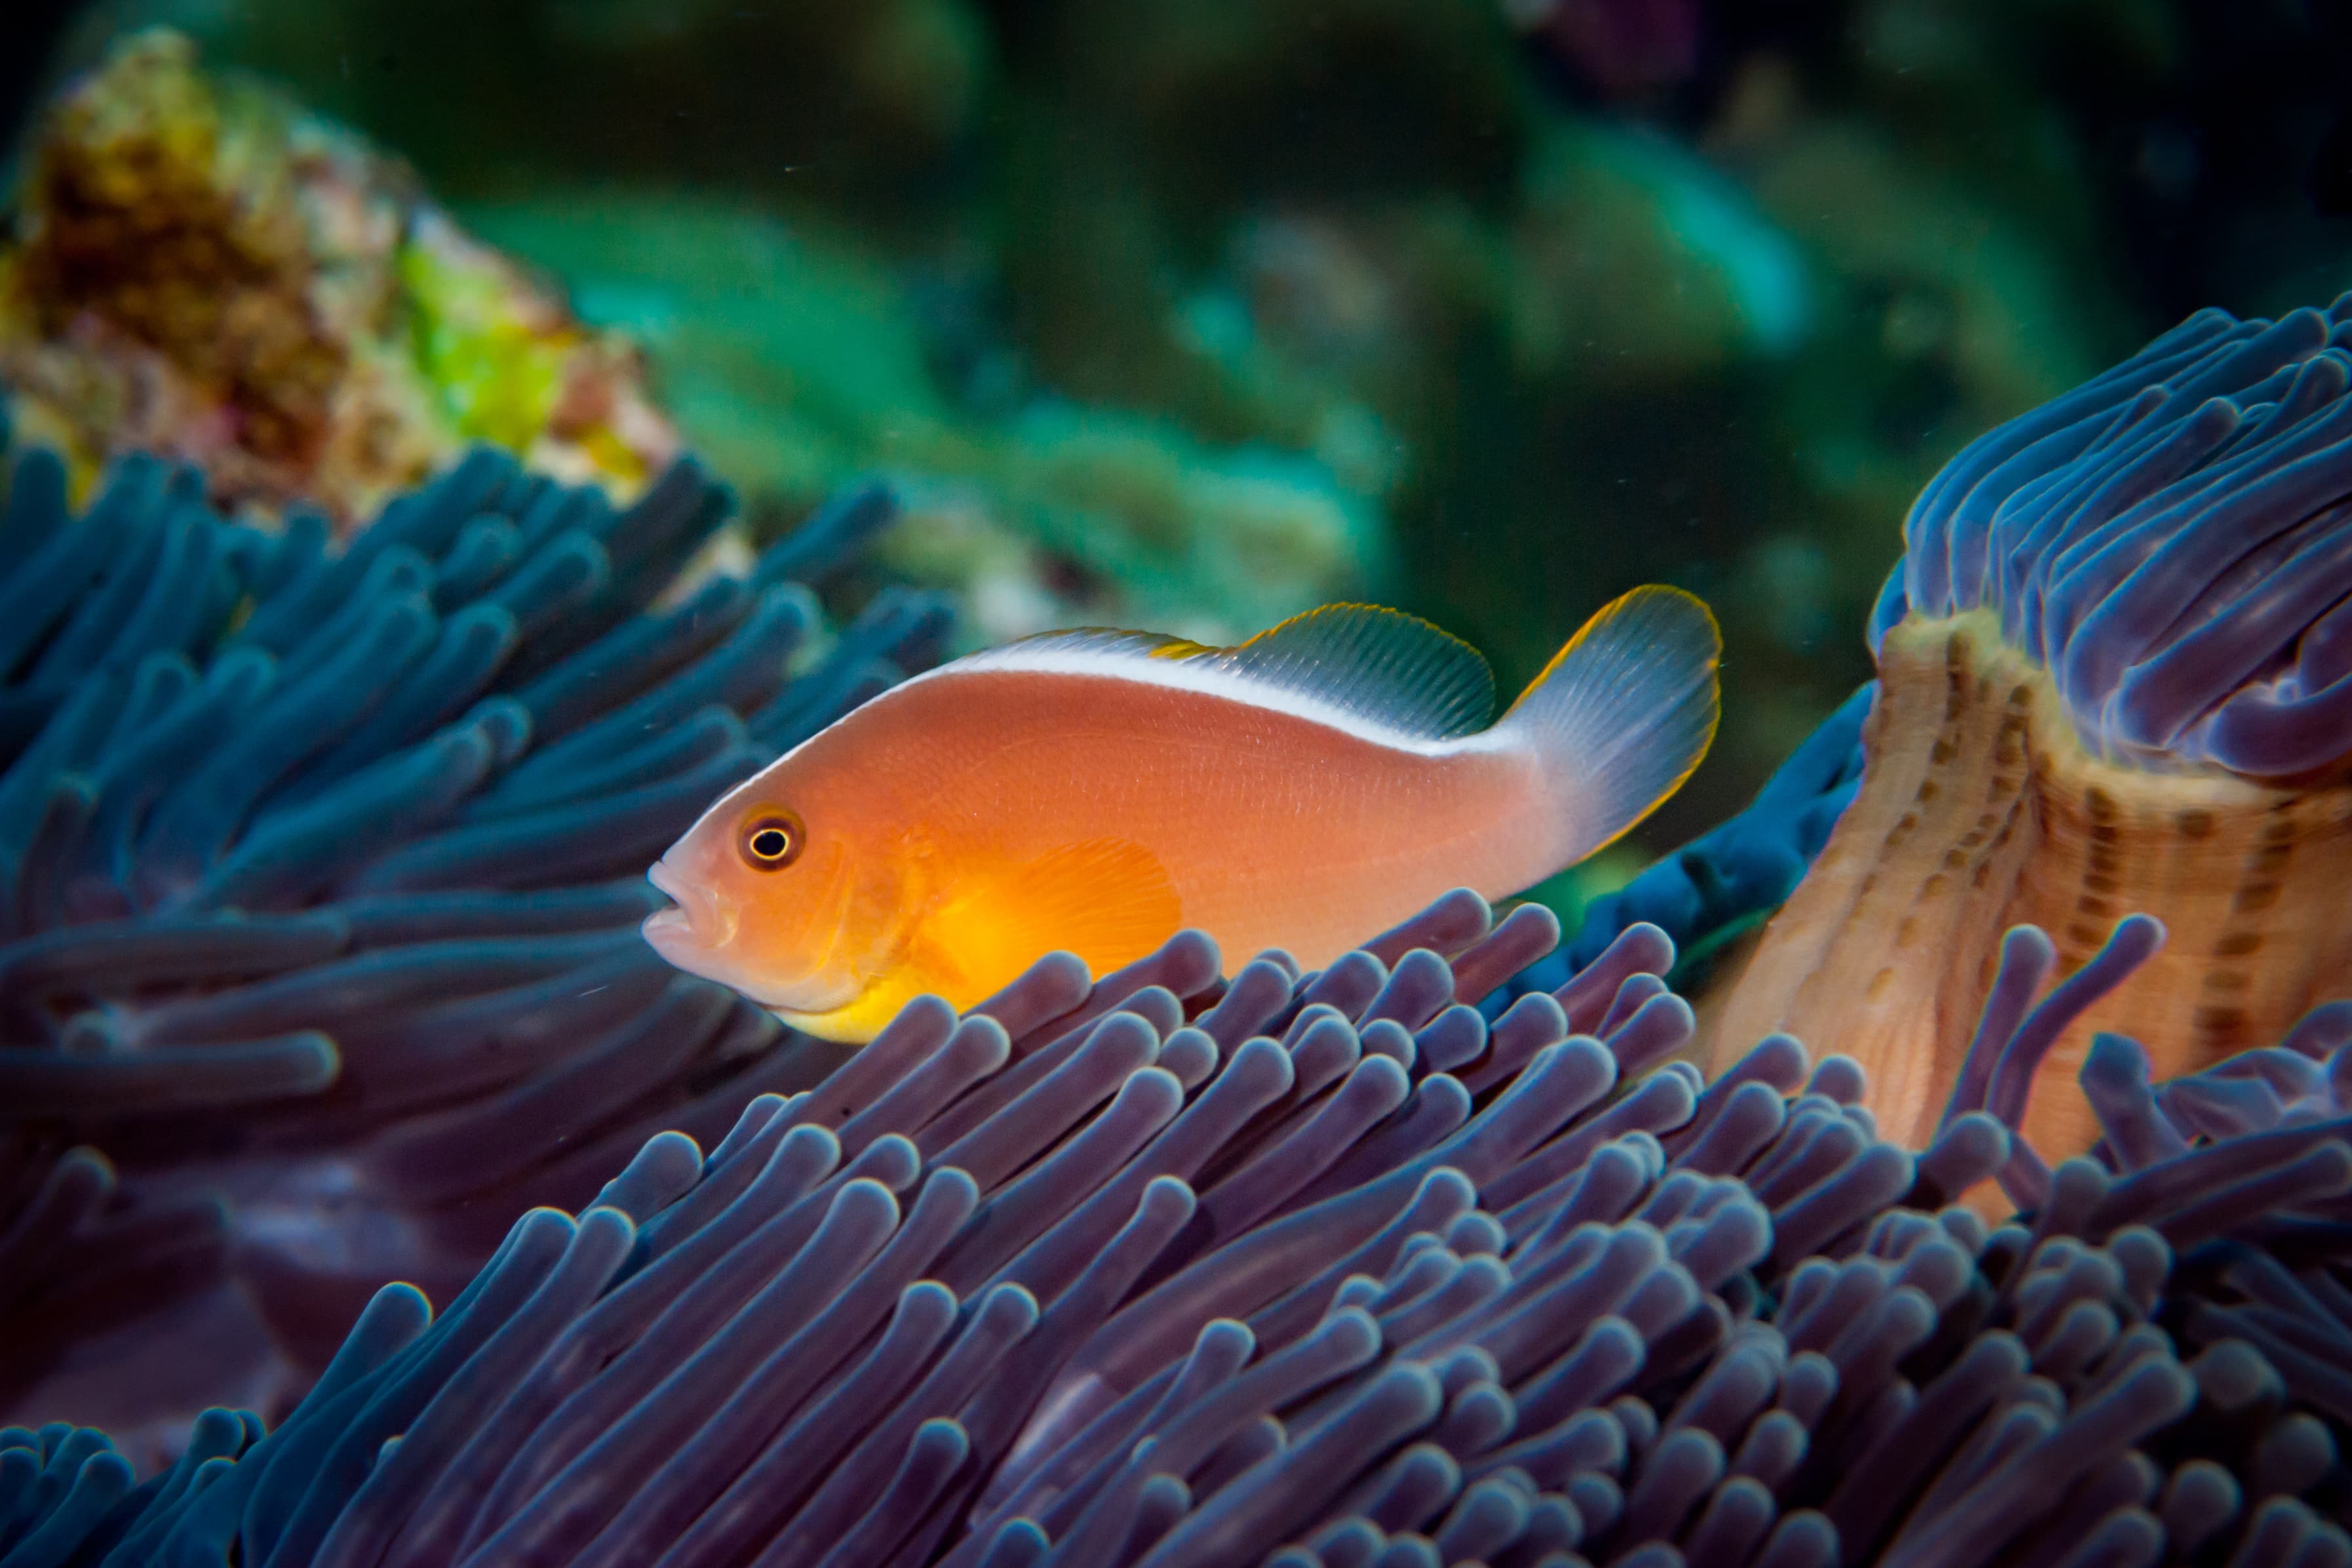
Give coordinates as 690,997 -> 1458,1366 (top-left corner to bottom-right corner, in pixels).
644,586 -> 1721,1042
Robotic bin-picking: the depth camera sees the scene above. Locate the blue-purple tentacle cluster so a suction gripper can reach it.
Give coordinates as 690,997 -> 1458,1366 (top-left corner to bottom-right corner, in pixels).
10,888 -> 2346,1567
0,432 -> 948,1427
1879,297 -> 2352,777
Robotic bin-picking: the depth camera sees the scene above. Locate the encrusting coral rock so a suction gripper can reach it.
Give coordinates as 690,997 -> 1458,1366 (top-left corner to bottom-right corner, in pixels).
0,424 -> 948,1450
1708,300 -> 2352,1166
0,29 -> 678,526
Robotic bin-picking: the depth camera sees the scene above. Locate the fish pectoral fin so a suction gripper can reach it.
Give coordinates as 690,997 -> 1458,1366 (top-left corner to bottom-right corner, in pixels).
930,837 -> 1183,989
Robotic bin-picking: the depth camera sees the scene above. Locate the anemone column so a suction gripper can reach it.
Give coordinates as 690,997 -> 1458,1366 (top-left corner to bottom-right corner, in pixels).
1706,299 -> 2352,1162
1707,607 -> 2352,1158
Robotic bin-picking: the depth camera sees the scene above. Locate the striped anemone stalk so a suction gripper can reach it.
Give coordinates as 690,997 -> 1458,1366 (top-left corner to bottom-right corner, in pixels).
1704,301 -> 2352,1165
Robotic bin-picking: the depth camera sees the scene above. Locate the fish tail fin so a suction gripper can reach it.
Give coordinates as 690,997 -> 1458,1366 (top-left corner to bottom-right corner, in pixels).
1498,585 -> 1721,865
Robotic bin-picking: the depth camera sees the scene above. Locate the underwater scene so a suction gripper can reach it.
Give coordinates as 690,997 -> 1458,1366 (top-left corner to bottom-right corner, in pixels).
3,1 -> 2352,1563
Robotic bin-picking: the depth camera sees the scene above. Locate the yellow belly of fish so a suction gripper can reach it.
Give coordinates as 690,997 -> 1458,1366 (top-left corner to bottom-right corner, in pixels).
779,975 -> 945,1043
1702,610 -> 2352,1162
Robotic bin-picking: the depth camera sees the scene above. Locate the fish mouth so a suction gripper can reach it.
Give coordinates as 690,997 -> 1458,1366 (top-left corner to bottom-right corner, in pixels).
642,903 -> 695,948
643,859 -> 737,954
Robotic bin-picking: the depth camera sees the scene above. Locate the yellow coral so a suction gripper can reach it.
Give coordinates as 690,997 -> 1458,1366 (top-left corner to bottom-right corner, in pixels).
0,29 -> 676,526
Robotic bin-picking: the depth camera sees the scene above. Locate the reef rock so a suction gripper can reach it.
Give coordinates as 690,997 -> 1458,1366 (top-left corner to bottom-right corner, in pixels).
0,29 -> 678,526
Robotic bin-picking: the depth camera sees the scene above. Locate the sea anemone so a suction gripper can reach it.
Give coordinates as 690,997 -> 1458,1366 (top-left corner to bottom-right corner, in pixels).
1706,301 -> 2352,1162
10,295 -> 2352,1565
4,892 -> 2347,1566
0,427 -> 949,1445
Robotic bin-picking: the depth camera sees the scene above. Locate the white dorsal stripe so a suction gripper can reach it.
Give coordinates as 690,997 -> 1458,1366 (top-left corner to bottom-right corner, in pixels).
895,639 -> 1512,757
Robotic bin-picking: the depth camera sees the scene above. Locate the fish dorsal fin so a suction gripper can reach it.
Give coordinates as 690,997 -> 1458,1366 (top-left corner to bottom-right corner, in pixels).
972,606 -> 1495,740
1204,605 -> 1495,737
991,627 -> 1220,663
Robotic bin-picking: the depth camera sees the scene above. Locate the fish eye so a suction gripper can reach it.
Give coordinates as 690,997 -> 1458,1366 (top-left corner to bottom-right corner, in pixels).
738,810 -> 805,871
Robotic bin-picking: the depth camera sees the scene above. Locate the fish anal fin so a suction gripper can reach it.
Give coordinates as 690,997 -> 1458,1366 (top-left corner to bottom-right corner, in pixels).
928,837 -> 1181,995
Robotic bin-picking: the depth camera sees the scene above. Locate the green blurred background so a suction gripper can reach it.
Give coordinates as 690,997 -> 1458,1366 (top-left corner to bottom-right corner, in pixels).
9,0 -> 2352,914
